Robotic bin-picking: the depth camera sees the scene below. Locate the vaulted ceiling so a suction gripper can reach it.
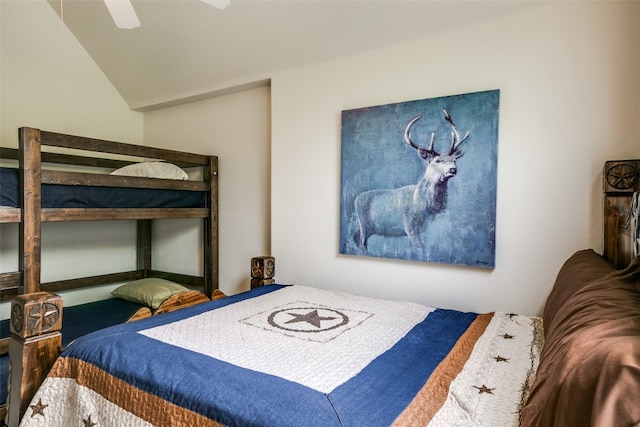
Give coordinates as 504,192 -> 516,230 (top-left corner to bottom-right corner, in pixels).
48,0 -> 542,111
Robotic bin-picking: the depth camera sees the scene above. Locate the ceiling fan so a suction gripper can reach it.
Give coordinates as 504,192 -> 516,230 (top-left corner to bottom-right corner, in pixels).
103,0 -> 230,29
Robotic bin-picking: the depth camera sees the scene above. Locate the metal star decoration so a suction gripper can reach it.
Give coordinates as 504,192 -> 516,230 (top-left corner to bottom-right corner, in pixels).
27,303 -> 59,332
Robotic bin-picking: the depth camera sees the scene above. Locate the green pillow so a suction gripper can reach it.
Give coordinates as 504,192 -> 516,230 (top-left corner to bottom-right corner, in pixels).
111,278 -> 189,309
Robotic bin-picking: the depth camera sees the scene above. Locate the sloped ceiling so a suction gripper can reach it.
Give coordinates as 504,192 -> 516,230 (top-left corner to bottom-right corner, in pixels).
48,0 -> 542,111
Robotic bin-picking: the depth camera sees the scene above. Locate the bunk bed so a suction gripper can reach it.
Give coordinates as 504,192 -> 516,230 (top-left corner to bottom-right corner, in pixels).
0,127 -> 219,424
5,159 -> 640,427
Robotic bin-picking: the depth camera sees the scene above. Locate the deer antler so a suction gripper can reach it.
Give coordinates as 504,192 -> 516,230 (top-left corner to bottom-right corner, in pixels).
443,109 -> 470,156
404,116 -> 437,155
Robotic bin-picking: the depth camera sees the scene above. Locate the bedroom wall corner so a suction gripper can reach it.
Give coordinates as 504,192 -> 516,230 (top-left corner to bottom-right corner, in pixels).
142,85 -> 272,296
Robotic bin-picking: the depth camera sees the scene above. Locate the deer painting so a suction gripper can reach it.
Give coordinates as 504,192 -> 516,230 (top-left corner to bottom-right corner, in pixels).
353,109 -> 470,251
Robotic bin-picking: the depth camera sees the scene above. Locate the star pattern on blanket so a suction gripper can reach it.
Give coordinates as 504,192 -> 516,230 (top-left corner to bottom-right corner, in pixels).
494,355 -> 509,362
285,309 -> 338,328
29,398 -> 48,417
502,333 -> 514,339
83,414 -> 97,427
474,384 -> 495,394
266,305 -> 350,335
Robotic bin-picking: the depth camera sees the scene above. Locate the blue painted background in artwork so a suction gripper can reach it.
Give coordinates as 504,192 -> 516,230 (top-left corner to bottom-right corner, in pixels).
339,90 -> 499,268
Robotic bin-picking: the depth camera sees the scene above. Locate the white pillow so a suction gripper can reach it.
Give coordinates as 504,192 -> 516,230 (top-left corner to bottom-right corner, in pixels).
110,162 -> 189,180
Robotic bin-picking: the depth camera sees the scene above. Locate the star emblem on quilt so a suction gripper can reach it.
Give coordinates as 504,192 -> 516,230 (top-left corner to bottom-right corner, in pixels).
494,355 -> 509,362
29,398 -> 48,417
268,307 -> 349,333
474,384 -> 495,394
83,414 -> 97,427
285,309 -> 338,328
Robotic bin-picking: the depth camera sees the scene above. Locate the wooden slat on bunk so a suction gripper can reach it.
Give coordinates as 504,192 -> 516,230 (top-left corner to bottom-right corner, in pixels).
40,271 -> 144,294
0,207 -> 21,223
147,270 -> 205,288
2,204 -> 209,224
1,270 -> 206,302
4,269 -> 205,298
41,170 -> 209,191
0,146 -> 18,159
1,272 -> 143,301
1,272 -> 21,301
48,271 -> 205,294
0,271 -> 21,288
40,208 -> 209,221
2,146 -> 133,169
41,131 -> 209,167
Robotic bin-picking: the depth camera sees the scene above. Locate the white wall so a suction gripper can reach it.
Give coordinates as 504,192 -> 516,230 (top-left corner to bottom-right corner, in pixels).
0,0 -> 142,145
0,0 -> 144,317
271,1 -> 640,316
143,86 -> 271,295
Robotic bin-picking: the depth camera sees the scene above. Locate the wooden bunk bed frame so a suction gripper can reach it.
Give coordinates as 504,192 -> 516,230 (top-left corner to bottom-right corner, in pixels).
1,127 -> 219,425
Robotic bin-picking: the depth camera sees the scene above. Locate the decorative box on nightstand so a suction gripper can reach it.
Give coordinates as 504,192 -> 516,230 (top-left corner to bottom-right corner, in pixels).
251,256 -> 275,288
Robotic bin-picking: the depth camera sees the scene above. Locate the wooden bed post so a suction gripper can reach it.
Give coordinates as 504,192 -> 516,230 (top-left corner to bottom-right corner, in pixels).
203,156 -> 219,297
603,160 -> 640,268
7,292 -> 62,427
18,128 -> 42,295
251,256 -> 275,288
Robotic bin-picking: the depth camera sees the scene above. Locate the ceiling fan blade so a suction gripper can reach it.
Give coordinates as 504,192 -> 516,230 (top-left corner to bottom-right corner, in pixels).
104,0 -> 140,29
200,0 -> 231,10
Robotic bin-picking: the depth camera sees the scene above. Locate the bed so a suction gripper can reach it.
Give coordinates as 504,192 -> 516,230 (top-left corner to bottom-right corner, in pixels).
0,127 -> 219,423
12,284 -> 543,427
5,158 -> 640,427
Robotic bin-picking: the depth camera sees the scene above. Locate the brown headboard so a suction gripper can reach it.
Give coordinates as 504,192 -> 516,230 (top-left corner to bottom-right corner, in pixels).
603,159 -> 640,268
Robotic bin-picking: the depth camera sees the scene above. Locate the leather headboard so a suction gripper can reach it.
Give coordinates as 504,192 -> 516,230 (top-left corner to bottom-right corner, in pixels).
521,250 -> 640,426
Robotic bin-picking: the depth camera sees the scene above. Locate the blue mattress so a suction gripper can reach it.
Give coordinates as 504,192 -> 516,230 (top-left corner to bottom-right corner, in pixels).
0,167 -> 205,209
0,354 -> 6,406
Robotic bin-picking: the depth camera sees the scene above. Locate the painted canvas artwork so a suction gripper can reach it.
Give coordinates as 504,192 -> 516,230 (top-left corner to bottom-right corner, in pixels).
339,90 -> 499,268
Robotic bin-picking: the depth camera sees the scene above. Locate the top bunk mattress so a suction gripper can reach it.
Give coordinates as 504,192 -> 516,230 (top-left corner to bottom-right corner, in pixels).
0,167 -> 205,209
